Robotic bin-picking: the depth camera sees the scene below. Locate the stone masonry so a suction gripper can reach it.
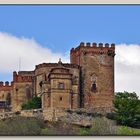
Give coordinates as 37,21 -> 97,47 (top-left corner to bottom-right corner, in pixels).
0,42 -> 115,113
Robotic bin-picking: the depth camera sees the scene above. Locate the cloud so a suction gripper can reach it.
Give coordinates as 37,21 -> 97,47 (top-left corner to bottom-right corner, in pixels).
115,44 -> 140,97
0,32 -> 69,74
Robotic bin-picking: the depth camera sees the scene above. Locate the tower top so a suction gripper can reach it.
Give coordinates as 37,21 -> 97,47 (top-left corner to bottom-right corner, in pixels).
70,42 -> 115,54
70,42 -> 115,64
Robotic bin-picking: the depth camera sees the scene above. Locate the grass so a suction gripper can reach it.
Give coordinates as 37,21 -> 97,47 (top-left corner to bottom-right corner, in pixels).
118,126 -> 140,136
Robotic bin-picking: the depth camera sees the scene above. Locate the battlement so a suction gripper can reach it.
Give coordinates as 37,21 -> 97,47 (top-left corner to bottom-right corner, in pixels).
13,71 -> 33,83
70,42 -> 115,53
70,42 -> 115,65
0,81 -> 13,86
0,81 -> 13,91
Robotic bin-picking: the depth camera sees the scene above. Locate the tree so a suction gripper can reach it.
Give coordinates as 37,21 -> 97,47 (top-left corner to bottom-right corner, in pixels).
21,96 -> 41,110
113,91 -> 140,127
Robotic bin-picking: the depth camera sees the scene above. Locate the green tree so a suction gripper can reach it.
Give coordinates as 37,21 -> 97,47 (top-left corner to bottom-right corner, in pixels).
21,96 -> 41,110
114,91 -> 140,127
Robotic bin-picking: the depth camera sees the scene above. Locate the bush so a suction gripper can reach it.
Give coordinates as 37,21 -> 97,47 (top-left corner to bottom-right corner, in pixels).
118,126 -> 140,136
40,128 -> 49,135
22,96 -> 41,110
90,117 -> 117,135
114,91 -> 140,127
0,116 -> 44,135
106,112 -> 116,120
79,128 -> 90,136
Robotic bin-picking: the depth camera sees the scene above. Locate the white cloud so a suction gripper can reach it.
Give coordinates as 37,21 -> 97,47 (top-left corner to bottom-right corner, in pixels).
0,32 -> 69,74
115,44 -> 140,97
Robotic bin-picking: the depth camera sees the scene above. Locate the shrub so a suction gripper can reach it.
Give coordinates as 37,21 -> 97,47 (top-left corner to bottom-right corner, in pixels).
90,117 -> 117,135
40,128 -> 50,135
118,126 -> 140,136
0,116 -> 44,135
22,96 -> 41,110
79,128 -> 90,136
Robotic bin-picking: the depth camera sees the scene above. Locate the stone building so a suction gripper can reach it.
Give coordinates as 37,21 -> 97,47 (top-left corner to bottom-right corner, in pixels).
0,42 -> 115,112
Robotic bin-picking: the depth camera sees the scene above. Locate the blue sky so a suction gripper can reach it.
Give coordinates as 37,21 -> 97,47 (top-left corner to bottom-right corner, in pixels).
0,5 -> 140,95
0,5 -> 140,53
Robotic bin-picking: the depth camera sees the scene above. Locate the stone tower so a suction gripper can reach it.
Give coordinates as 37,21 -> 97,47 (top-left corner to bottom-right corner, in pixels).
70,42 -> 115,111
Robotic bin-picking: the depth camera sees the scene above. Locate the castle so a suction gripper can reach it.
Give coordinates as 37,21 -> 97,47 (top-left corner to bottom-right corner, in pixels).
0,42 -> 115,113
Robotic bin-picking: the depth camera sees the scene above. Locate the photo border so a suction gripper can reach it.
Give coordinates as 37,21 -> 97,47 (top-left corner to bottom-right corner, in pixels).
0,0 -> 139,140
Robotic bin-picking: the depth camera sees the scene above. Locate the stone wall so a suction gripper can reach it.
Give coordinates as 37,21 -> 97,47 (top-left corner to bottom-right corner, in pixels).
12,82 -> 33,112
0,112 -> 15,120
70,42 -> 115,110
43,108 -> 67,121
20,108 -> 67,122
0,81 -> 12,102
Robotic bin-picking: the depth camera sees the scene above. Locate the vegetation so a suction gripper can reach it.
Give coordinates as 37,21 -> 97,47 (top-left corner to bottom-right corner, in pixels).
90,117 -> 117,135
113,91 -> 140,127
21,96 -> 41,110
0,116 -> 44,135
79,128 -> 90,136
0,116 -> 139,136
118,126 -> 140,136
40,121 -> 80,135
79,117 -> 118,136
79,117 -> 140,136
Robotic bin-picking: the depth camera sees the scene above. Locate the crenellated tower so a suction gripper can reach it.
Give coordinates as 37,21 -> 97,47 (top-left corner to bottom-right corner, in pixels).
12,71 -> 34,111
70,42 -> 115,111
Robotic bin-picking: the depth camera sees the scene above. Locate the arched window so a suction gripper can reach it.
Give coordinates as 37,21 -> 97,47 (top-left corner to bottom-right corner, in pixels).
91,74 -> 97,92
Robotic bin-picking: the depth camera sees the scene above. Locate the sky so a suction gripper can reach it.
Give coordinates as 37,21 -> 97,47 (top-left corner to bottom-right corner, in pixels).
0,5 -> 140,97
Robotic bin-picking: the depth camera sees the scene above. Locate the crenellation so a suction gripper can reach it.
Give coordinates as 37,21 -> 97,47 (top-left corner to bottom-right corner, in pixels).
92,42 -> 97,47
71,42 -> 115,52
111,43 -> 115,49
5,81 -> 9,86
105,43 -> 109,48
0,81 -> 13,87
86,42 -> 91,47
0,81 -> 3,86
98,43 -> 103,48
70,42 -> 115,65
80,42 -> 85,47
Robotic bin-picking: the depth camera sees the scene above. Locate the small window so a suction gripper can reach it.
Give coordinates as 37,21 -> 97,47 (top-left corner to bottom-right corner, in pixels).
16,88 -> 18,92
91,82 -> 96,92
58,83 -> 64,89
91,73 -> 97,92
39,81 -> 43,87
59,97 -> 63,101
